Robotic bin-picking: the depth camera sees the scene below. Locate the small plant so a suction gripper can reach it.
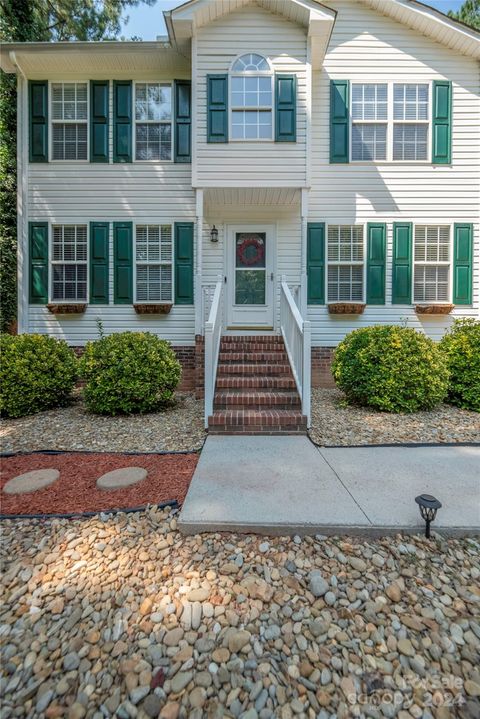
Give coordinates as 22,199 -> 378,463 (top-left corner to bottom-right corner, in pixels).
440,318 -> 480,412
79,331 -> 181,415
332,325 -> 449,413
0,334 -> 77,418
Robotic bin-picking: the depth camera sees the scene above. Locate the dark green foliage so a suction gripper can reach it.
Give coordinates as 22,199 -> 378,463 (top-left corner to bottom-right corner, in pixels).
0,333 -> 77,417
79,332 -> 182,415
448,1 -> 480,31
332,325 -> 449,413
440,318 -> 480,412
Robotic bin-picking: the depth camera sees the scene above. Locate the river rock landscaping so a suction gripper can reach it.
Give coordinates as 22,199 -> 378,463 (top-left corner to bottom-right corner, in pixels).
309,389 -> 480,447
1,509 -> 479,719
0,393 -> 205,454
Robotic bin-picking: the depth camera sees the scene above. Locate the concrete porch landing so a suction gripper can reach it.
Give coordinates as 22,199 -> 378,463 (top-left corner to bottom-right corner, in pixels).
179,437 -> 480,536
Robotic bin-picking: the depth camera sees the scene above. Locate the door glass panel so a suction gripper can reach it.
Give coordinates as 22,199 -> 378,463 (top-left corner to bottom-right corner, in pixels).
235,233 -> 266,304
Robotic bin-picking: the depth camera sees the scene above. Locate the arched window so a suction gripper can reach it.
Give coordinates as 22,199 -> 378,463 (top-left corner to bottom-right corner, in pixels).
230,53 -> 273,140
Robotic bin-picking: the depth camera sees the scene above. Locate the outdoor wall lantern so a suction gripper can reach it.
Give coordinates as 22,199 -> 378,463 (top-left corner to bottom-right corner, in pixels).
415,494 -> 442,538
210,225 -> 219,243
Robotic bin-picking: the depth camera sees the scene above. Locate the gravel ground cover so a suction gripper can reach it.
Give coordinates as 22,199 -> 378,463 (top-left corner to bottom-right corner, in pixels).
310,389 -> 480,447
0,453 -> 197,515
1,510 -> 479,719
0,393 -> 205,454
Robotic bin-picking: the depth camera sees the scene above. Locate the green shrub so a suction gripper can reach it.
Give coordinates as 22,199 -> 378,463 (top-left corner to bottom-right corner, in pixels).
79,331 -> 181,415
332,325 -> 449,413
0,334 -> 77,418
440,318 -> 480,412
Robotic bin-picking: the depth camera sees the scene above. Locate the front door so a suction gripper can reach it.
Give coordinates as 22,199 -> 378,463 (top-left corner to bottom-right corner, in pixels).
227,225 -> 275,330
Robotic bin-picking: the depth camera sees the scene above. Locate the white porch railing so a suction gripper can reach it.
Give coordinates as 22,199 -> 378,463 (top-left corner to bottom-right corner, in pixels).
280,276 -> 311,427
204,277 -> 224,428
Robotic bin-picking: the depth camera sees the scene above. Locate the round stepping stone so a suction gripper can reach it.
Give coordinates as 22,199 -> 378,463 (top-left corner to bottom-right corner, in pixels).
3,468 -> 60,495
96,466 -> 147,491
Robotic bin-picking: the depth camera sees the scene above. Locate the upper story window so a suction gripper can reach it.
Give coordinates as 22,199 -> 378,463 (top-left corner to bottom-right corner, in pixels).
52,225 -> 87,301
351,82 -> 430,162
51,83 -> 88,160
230,53 -> 273,140
135,83 -> 172,161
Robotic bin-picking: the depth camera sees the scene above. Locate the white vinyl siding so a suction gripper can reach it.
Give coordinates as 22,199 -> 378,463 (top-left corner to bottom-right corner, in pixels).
327,225 -> 364,302
51,82 -> 88,161
51,225 -> 88,301
135,224 -> 173,302
413,225 -> 451,302
134,83 -> 172,161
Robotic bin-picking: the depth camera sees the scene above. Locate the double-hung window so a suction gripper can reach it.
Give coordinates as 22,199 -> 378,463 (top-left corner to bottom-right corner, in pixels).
350,82 -> 430,162
135,225 -> 173,302
52,225 -> 88,301
135,83 -> 172,161
230,54 -> 273,140
327,225 -> 364,302
51,83 -> 88,160
351,84 -> 388,161
413,225 -> 450,302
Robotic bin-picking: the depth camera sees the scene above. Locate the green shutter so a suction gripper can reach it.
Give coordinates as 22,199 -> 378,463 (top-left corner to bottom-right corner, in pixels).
453,223 -> 473,305
275,75 -> 296,142
29,222 -> 48,304
113,222 -> 133,303
392,222 -> 412,304
366,223 -> 386,305
29,81 -> 48,163
432,80 -> 452,164
113,81 -> 132,163
207,75 -> 228,143
90,81 -> 109,163
174,80 -> 191,162
307,223 -> 325,305
330,80 -> 349,164
90,222 -> 109,304
174,222 -> 194,304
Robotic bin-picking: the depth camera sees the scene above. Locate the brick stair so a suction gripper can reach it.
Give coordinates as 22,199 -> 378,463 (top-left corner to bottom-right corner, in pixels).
208,336 -> 307,435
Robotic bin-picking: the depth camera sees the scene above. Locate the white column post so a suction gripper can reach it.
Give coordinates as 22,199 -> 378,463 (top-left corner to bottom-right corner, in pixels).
300,188 -> 309,318
194,188 -> 204,335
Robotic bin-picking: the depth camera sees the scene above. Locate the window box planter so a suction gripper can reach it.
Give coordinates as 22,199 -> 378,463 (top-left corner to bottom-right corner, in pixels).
134,303 -> 172,315
328,303 -> 366,315
415,304 -> 454,315
47,303 -> 87,315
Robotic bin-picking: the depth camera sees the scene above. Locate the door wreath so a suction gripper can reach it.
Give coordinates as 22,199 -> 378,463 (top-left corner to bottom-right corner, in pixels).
236,235 -> 265,266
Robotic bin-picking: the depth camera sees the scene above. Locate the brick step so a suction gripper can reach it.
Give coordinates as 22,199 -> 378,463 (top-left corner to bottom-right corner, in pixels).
220,335 -> 282,344
220,342 -> 285,353
214,390 -> 301,410
218,351 -> 288,364
217,363 -> 292,376
216,376 -> 297,390
208,409 -> 307,434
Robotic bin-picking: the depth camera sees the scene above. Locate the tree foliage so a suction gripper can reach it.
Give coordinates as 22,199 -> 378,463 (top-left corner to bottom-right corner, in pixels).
0,0 -> 154,332
448,0 -> 480,30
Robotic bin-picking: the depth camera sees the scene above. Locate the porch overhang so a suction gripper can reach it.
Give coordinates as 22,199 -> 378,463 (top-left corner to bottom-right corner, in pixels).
203,187 -> 302,210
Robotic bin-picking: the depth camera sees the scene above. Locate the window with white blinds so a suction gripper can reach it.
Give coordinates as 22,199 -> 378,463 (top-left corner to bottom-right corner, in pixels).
327,225 -> 364,302
135,225 -> 173,302
52,225 -> 88,301
393,84 -> 429,160
135,83 -> 172,161
351,84 -> 387,161
413,225 -> 451,302
51,83 -> 88,160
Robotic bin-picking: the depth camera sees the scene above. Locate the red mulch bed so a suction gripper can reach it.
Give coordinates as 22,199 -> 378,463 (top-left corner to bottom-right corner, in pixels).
0,452 -> 198,516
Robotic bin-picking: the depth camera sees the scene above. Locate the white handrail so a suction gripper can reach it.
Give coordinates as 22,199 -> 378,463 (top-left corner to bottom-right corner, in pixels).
280,277 -> 311,427
204,277 -> 224,428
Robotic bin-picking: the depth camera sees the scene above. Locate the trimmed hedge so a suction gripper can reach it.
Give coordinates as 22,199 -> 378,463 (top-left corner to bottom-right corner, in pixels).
440,318 -> 480,412
0,334 -> 77,418
79,331 -> 181,415
332,325 -> 449,413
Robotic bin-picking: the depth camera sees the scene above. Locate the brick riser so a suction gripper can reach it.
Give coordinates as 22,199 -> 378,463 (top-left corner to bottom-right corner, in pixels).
209,337 -> 307,435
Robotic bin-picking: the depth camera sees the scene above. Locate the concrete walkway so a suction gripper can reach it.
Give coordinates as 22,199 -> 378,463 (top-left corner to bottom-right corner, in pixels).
179,436 -> 480,536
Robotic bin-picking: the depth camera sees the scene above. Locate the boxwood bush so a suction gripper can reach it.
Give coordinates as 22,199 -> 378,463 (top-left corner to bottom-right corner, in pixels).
0,334 -> 77,418
332,325 -> 449,413
79,331 -> 181,415
440,318 -> 480,412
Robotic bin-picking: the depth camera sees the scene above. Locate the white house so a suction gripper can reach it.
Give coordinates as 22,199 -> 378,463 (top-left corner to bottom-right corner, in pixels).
1,0 -> 479,433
